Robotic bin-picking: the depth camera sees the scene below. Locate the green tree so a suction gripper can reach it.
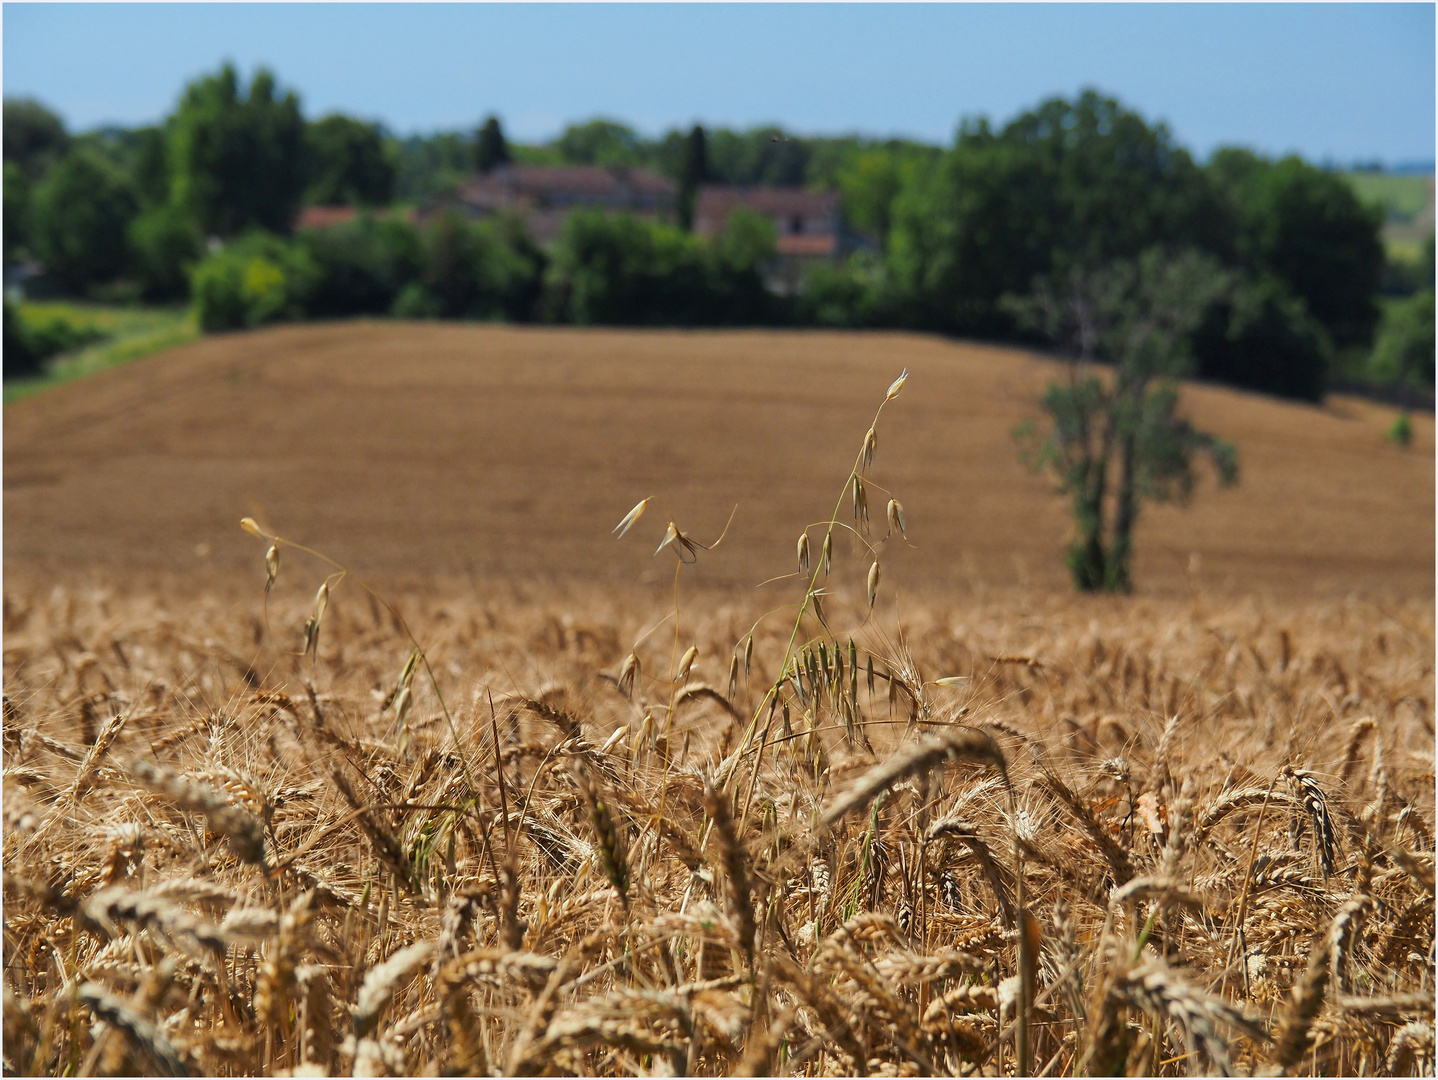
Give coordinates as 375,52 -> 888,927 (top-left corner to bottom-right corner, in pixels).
31,150 -> 137,289
129,126 -> 171,207
300,215 -> 424,317
1208,149 -> 1384,351
888,92 -> 1223,335
475,115 -> 511,174
1011,249 -> 1237,592
3,299 -> 41,379
169,64 -> 306,237
1191,271 -> 1331,401
837,144 -> 937,248
305,114 -> 394,206
706,126 -> 809,186
3,99 -> 69,180
1369,246 -> 1435,395
4,162 -> 32,262
190,231 -> 319,331
545,211 -> 702,324
678,125 -> 707,231
128,204 -> 201,301
391,131 -> 475,201
412,211 -> 544,322
556,119 -> 642,167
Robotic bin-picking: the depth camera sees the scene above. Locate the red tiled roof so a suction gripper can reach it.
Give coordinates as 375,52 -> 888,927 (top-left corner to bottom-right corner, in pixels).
296,205 -> 359,230
457,165 -> 676,208
695,186 -> 839,221
294,206 -> 418,230
776,234 -> 838,257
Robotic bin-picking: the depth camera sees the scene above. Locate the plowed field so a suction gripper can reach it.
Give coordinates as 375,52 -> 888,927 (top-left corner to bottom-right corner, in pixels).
4,322 -> 1431,599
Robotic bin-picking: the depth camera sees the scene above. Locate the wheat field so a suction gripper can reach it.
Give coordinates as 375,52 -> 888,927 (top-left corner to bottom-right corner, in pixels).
3,332 -> 1434,1077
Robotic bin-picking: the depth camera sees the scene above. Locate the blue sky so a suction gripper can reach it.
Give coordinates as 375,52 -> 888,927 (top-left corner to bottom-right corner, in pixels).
3,3 -> 1434,165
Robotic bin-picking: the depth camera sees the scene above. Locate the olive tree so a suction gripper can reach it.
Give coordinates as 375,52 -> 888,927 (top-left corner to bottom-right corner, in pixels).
1011,248 -> 1238,592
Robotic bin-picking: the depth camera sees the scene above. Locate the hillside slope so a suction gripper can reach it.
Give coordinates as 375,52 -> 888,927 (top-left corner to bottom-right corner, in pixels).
4,322 -> 1432,598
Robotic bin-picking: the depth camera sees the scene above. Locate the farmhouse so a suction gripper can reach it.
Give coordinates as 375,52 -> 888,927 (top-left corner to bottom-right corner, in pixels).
293,205 -> 417,231
694,185 -> 871,293
423,164 -> 678,243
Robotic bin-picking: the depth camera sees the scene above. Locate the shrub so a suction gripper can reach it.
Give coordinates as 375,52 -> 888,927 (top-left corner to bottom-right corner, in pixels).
420,211 -> 544,322
546,208 -> 781,326
1368,289 -> 1435,389
800,253 -> 888,328
2,300 -> 110,380
4,161 -> 31,263
299,215 -> 424,318
545,211 -> 707,325
190,232 -> 317,332
391,282 -> 442,319
1193,273 -> 1331,402
2,299 -> 40,380
305,114 -> 395,207
128,204 -> 202,302
31,150 -> 137,291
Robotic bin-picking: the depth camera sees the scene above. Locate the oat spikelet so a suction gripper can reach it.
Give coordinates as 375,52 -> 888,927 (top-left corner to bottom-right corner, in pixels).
797,530 -> 811,574
887,498 -> 906,538
866,560 -> 881,609
264,544 -> 279,594
617,651 -> 640,697
302,580 -> 329,658
613,497 -> 651,539
676,644 -> 698,682
886,368 -> 909,400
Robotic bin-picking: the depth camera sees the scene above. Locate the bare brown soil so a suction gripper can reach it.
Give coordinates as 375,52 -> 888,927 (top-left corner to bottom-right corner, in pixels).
4,322 -> 1432,600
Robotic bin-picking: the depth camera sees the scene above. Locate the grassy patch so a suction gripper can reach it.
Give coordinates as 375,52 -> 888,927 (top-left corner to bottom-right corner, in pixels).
3,303 -> 198,405
1340,172 -> 1436,263
1342,171 -> 1433,222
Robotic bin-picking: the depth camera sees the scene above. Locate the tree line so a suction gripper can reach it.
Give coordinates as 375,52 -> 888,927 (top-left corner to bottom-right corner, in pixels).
4,65 -> 1432,402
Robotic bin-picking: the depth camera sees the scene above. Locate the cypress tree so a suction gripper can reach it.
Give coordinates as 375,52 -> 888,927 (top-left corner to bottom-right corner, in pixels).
678,124 -> 707,231
475,116 -> 511,175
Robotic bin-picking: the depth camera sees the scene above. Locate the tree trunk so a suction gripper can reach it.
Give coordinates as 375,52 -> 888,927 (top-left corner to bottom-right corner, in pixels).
1106,431 -> 1138,593
1068,453 -> 1108,591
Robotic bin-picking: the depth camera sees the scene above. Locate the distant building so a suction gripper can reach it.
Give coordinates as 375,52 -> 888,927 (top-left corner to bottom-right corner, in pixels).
4,261 -> 62,301
694,186 -> 871,293
294,206 -> 416,231
423,165 -> 678,244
